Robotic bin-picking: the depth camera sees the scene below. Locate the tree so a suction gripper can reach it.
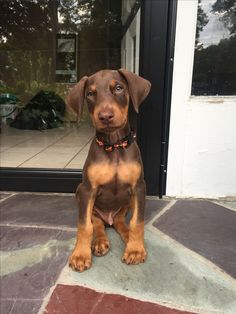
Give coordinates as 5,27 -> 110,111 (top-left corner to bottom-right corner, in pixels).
195,0 -> 209,49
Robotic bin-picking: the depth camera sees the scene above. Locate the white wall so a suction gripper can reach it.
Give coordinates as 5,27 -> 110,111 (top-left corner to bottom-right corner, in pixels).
166,0 -> 236,198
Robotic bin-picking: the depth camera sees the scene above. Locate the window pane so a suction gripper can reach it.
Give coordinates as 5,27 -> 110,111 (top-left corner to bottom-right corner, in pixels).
191,0 -> 236,96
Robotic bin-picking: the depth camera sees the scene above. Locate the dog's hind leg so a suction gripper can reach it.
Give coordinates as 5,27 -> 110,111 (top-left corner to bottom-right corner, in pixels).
92,214 -> 110,256
113,206 -> 129,243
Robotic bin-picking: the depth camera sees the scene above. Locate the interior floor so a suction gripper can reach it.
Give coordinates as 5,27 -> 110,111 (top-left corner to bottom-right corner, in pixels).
0,123 -> 94,169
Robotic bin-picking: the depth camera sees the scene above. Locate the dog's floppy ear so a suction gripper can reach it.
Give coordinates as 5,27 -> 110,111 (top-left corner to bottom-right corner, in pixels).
66,76 -> 88,120
118,68 -> 151,113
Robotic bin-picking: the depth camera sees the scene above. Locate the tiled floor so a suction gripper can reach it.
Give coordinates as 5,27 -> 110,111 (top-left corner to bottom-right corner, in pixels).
0,192 -> 236,314
0,123 -> 94,168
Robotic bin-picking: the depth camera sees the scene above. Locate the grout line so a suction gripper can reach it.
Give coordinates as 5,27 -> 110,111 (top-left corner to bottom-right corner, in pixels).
2,298 -> 43,301
8,299 -> 16,314
0,192 -> 18,203
0,191 -> 75,196
17,130 -> 73,167
212,200 -> 236,213
63,136 -> 93,169
90,294 -> 105,314
0,133 -> 39,153
146,225 -> 236,285
38,284 -> 57,314
146,200 -> 177,228
0,223 -> 77,232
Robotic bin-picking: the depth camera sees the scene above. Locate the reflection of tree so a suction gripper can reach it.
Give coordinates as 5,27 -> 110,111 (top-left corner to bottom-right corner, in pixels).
193,0 -> 236,95
195,0 -> 209,49
212,0 -> 236,37
192,36 -> 236,95
0,0 -> 57,100
58,0 -> 122,76
0,0 -> 122,101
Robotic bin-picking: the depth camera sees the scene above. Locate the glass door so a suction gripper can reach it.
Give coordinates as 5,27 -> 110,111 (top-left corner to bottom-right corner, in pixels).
0,0 -> 177,196
0,0 -> 126,171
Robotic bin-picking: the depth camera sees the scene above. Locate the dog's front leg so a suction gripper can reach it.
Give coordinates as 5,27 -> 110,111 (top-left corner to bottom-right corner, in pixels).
69,183 -> 96,272
122,180 -> 147,265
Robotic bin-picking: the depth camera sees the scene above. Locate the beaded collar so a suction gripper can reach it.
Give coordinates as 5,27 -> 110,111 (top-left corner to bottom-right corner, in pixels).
96,131 -> 136,152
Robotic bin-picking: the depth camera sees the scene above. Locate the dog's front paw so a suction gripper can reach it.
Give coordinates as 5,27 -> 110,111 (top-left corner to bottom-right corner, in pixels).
69,250 -> 92,272
92,237 -> 110,257
122,246 -> 147,265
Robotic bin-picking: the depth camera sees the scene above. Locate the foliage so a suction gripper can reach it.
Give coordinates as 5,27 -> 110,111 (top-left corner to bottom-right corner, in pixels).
9,90 -> 66,130
192,36 -> 236,95
212,0 -> 236,36
195,0 -> 209,49
193,0 -> 236,95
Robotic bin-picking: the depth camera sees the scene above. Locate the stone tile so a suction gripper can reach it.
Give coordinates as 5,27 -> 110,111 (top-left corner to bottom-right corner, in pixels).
97,293 -> 192,314
153,200 -> 236,278
45,284 -> 102,314
45,284 -> 192,314
145,199 -> 169,223
0,225 -> 75,251
0,193 -> 168,227
10,300 -> 42,314
0,300 -> 15,314
218,201 -> 236,211
0,226 -> 75,300
0,194 -> 78,228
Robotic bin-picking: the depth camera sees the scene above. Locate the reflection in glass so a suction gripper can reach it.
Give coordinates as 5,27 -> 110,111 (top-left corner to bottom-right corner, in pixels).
0,0 -> 140,169
192,0 -> 236,96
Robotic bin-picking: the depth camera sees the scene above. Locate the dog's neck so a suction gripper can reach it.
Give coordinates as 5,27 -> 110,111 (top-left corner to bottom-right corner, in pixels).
96,122 -> 131,145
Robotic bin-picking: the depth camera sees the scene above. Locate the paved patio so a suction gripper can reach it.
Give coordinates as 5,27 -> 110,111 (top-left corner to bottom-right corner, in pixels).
0,192 -> 236,313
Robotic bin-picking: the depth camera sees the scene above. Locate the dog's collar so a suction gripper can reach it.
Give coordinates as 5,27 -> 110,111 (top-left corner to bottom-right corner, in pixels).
96,131 -> 136,152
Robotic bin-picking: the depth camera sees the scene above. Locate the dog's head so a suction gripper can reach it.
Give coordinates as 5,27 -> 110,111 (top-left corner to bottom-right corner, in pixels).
67,69 -> 151,133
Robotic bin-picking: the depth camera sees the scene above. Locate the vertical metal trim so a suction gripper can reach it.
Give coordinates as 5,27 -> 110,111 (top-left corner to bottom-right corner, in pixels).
159,0 -> 178,197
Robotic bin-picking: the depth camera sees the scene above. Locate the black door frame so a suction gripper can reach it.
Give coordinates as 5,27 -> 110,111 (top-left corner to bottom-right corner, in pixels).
138,0 -> 177,197
0,0 -> 177,197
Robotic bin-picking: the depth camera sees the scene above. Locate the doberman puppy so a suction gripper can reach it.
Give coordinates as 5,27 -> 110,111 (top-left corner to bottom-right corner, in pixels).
67,69 -> 151,272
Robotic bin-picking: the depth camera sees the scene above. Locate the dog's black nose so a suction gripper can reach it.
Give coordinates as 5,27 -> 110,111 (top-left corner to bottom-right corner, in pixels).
98,111 -> 114,124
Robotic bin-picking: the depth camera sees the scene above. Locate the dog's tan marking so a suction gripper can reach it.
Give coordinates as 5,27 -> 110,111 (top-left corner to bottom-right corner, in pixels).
88,162 -> 141,188
89,84 -> 97,92
92,214 -> 110,256
110,79 -> 116,88
113,101 -> 129,118
69,223 -> 93,272
122,195 -> 146,264
69,193 -> 95,272
118,162 -> 141,187
88,163 -> 116,188
85,197 -> 95,225
122,221 -> 146,265
113,206 -> 129,243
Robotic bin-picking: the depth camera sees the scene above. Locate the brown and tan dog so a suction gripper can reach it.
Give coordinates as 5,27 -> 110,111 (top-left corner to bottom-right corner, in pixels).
67,69 -> 151,272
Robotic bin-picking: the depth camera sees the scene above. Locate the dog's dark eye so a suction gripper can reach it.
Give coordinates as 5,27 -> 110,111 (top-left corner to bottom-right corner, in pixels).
87,91 -> 94,97
115,85 -> 123,92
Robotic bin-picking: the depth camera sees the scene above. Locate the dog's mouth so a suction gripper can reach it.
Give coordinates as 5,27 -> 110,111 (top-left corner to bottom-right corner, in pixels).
100,125 -> 119,132
98,120 -> 127,133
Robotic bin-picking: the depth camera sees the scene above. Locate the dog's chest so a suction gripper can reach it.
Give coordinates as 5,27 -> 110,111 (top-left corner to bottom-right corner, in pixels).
87,161 -> 141,188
